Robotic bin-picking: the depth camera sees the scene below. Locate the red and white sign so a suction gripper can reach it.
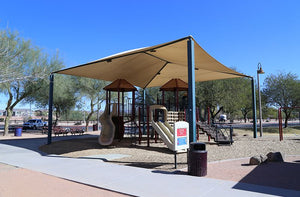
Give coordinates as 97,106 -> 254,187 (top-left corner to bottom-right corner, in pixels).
177,128 -> 187,137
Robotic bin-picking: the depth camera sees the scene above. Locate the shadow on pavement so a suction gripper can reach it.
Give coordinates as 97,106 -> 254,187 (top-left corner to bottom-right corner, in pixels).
0,134 -> 98,156
233,161 -> 300,196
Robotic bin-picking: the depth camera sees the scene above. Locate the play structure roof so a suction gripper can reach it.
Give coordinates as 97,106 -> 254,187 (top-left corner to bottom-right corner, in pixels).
160,78 -> 188,91
55,36 -> 249,88
103,78 -> 137,92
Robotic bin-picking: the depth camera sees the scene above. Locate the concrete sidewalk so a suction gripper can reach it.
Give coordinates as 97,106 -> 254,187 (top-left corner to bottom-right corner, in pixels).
0,136 -> 299,197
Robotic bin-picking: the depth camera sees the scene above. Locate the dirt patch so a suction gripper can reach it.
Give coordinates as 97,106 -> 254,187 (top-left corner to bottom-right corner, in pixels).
39,133 -> 300,171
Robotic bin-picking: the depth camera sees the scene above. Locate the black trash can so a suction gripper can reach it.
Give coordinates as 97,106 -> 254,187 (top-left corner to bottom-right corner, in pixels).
93,124 -> 98,131
188,142 -> 207,176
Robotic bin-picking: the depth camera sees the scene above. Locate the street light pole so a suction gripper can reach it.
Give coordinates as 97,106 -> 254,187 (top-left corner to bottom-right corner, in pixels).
257,63 -> 265,137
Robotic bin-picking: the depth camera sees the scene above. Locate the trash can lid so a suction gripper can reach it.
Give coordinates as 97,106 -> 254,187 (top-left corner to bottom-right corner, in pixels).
189,142 -> 206,151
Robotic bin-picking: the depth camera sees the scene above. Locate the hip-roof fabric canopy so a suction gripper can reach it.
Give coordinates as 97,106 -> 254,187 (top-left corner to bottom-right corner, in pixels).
160,78 -> 188,91
55,36 -> 248,88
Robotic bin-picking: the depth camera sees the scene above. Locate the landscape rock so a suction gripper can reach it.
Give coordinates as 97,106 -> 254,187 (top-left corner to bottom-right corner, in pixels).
249,156 -> 261,165
249,155 -> 268,165
260,155 -> 268,163
232,132 -> 238,136
267,152 -> 284,162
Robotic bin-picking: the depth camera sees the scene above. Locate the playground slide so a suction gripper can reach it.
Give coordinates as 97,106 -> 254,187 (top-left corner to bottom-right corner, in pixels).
149,105 -> 189,152
151,120 -> 175,151
98,104 -> 115,146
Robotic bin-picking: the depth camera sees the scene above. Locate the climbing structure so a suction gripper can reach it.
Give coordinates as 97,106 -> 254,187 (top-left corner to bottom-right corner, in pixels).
197,122 -> 233,145
103,79 -> 137,141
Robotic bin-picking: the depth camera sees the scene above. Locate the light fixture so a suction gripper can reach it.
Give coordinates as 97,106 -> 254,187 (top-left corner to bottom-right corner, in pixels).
257,63 -> 265,74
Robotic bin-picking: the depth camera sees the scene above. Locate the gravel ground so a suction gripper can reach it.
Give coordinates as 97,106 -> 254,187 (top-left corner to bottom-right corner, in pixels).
39,130 -> 300,172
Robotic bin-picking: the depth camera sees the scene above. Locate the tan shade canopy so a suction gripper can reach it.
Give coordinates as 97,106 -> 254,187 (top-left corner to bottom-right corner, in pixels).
160,78 -> 188,91
103,79 -> 137,92
55,36 -> 249,88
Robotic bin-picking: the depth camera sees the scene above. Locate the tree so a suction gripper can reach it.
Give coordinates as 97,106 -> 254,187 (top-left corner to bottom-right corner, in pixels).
136,87 -> 160,106
232,78 -> 252,123
0,30 -> 25,83
26,74 -> 77,126
75,77 -> 108,131
0,29 -> 63,135
196,77 -> 253,123
263,72 -> 300,127
220,78 -> 246,122
196,80 -> 225,122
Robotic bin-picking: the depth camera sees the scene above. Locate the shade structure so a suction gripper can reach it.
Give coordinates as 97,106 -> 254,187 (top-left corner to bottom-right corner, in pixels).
48,36 -> 257,145
103,79 -> 137,92
160,78 -> 188,91
55,36 -> 249,88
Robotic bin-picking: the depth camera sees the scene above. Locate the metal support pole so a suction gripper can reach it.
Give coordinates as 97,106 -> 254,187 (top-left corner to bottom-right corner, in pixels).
176,89 -> 179,111
108,91 -> 111,115
207,107 -> 211,141
187,37 -> 196,143
174,152 -> 177,169
122,91 -> 124,117
47,74 -> 54,144
257,71 -> 263,137
117,91 -> 120,117
230,126 -> 233,144
142,89 -> 146,134
162,90 -> 165,106
196,108 -> 199,140
251,77 -> 257,138
132,90 -> 135,118
207,107 -> 210,125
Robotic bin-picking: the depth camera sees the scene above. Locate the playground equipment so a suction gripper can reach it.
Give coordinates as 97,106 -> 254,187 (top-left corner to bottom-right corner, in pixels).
159,78 -> 188,111
103,79 -> 137,141
149,105 -> 189,152
98,104 -> 116,146
196,122 -> 233,145
196,107 -> 233,144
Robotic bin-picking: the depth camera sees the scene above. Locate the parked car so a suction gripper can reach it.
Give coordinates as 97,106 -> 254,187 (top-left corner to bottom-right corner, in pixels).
23,119 -> 44,130
219,114 -> 227,122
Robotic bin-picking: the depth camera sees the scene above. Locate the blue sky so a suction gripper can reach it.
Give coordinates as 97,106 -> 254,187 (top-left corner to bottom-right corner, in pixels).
1,0 -> 300,109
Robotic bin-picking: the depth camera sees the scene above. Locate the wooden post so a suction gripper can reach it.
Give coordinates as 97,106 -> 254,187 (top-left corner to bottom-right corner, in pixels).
278,108 -> 283,141
147,106 -> 150,147
138,107 -> 142,144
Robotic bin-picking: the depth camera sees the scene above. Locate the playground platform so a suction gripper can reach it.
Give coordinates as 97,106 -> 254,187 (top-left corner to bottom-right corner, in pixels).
0,135 -> 299,197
